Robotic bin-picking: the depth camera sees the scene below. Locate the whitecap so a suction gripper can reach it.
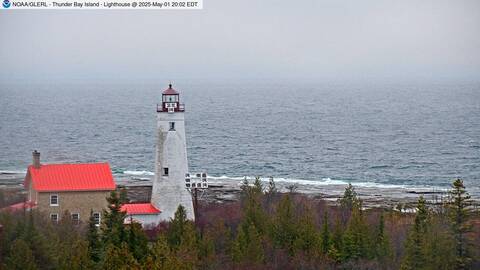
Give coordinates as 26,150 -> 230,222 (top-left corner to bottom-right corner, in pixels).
0,170 -> 26,175
123,170 -> 154,176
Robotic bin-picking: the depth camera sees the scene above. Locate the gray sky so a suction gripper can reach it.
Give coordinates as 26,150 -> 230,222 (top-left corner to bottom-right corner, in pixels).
1,0 -> 479,83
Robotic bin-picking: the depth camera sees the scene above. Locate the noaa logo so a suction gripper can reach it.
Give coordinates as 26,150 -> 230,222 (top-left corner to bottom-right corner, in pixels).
3,0 -> 11,8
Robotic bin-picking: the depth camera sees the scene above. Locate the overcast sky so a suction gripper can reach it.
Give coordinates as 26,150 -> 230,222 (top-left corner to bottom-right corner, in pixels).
1,0 -> 479,84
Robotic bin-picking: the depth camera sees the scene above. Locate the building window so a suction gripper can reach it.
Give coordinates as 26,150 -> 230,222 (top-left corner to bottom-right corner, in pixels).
163,167 -> 169,176
71,213 -> 80,225
50,213 -> 59,223
169,122 -> 175,131
93,212 -> 101,226
50,194 -> 59,206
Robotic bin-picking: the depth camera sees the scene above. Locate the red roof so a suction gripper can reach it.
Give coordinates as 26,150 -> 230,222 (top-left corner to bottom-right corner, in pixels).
26,163 -> 116,192
1,201 -> 36,212
162,84 -> 179,95
121,203 -> 161,215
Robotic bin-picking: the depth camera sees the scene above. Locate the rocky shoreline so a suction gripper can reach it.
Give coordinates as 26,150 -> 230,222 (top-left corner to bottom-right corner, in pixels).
120,180 -> 465,211
2,171 -> 479,210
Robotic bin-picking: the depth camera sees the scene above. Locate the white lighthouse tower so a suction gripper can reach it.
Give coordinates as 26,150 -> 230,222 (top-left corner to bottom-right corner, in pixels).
151,84 -> 195,220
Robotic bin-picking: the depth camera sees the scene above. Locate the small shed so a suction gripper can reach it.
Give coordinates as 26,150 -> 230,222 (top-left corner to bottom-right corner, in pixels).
121,203 -> 161,227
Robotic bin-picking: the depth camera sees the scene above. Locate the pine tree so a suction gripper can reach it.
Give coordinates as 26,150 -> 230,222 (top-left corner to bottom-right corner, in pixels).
400,196 -> 429,270
101,243 -> 140,270
147,236 -> 175,270
59,239 -> 93,270
102,190 -> 128,246
232,222 -> 264,264
253,176 -> 263,194
321,211 -> 330,254
342,204 -> 370,260
86,210 -> 101,262
374,212 -> 392,261
293,204 -> 319,256
339,183 -> 360,211
266,176 -> 277,195
5,239 -> 37,270
119,187 -> 129,204
127,222 -> 149,262
265,177 -> 278,213
20,211 -> 54,269
449,178 -> 472,270
167,205 -> 189,248
176,219 -> 200,269
330,218 -> 343,261
242,178 -> 268,235
424,215 -> 456,270
272,195 -> 297,255
197,232 -> 216,268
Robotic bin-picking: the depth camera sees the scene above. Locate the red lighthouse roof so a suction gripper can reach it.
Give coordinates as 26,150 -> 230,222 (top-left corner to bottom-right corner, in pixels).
26,163 -> 116,192
162,84 -> 179,95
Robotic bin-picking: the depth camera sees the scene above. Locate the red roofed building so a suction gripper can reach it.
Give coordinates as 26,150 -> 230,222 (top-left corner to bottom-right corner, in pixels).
121,203 -> 162,226
23,151 -> 116,224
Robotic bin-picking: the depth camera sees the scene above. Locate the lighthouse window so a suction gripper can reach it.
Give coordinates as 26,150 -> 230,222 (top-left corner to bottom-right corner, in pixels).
169,122 -> 175,131
163,167 -> 169,176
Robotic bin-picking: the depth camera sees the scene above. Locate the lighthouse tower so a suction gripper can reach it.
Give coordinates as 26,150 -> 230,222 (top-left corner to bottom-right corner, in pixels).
151,84 -> 194,220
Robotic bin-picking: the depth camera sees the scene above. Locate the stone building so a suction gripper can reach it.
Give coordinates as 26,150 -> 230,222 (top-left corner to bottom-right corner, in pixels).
21,150 -> 116,224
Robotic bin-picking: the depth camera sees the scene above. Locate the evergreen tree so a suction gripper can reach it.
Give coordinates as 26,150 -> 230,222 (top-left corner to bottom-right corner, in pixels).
119,187 -> 129,204
127,222 -> 149,262
374,212 -> 392,261
265,177 -> 277,213
197,232 -> 216,269
449,178 -> 472,269
242,178 -> 268,234
272,195 -> 297,255
86,210 -> 101,263
339,183 -> 360,211
101,243 -> 140,270
424,216 -> 456,270
240,177 -> 249,198
147,236 -> 176,270
58,239 -> 93,270
253,176 -> 263,194
293,204 -> 319,256
400,196 -> 429,270
342,204 -> 370,260
175,219 -> 200,269
167,205 -> 189,248
232,222 -> 264,264
321,211 -> 330,254
266,176 -> 277,195
102,190 -> 127,246
20,211 -> 55,269
5,239 -> 37,270
330,218 -> 344,260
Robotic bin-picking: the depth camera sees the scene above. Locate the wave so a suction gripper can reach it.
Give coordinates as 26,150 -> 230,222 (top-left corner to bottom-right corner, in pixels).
207,175 -> 447,191
118,172 -> 450,193
0,170 -> 26,175
130,177 -> 151,181
369,165 -> 392,169
123,170 -> 154,176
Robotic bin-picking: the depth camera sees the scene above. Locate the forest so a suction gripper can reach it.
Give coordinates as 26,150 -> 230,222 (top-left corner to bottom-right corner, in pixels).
0,178 -> 478,270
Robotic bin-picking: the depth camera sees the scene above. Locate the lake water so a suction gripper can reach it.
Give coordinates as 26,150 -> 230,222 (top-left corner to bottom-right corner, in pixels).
1,82 -> 479,199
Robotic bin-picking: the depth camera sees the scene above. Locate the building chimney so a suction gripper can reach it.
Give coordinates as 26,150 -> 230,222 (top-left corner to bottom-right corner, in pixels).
32,150 -> 41,168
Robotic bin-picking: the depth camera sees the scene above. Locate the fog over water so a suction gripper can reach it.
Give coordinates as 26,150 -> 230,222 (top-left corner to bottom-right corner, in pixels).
1,1 -> 479,199
1,0 -> 480,83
